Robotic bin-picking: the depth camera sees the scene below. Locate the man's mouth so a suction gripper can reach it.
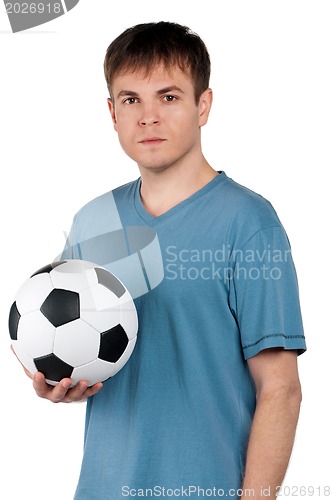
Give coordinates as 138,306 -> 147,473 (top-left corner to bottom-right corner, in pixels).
139,137 -> 166,145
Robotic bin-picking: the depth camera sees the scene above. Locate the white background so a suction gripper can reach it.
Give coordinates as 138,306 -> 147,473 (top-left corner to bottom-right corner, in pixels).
0,1 -> 331,499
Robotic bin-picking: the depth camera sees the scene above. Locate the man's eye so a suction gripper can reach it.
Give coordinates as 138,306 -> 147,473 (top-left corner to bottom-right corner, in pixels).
124,97 -> 138,104
163,95 -> 177,102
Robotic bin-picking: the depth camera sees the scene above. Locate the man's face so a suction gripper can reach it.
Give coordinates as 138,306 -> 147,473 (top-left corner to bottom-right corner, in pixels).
108,65 -> 212,173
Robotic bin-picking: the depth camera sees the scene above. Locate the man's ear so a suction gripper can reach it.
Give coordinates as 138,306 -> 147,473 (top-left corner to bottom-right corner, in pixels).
198,88 -> 213,127
107,98 -> 118,131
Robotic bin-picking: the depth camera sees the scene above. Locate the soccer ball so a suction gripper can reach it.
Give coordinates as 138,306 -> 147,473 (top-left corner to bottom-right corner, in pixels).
8,260 -> 138,387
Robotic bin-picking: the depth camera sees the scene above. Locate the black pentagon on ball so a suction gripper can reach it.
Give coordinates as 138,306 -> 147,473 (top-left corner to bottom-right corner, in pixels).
34,353 -> 74,382
8,301 -> 21,341
40,288 -> 80,327
99,324 -> 129,362
31,261 -> 66,277
95,267 -> 126,298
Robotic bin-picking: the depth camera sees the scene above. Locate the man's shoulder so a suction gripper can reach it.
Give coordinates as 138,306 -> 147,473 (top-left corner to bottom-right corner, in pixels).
222,174 -> 273,210
220,173 -> 284,235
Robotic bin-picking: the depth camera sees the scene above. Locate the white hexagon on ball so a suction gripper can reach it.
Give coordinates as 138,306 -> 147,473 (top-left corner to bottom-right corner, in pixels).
72,358 -> 116,387
50,260 -> 98,293
18,311 -> 55,359
54,319 -> 100,367
15,273 -> 53,314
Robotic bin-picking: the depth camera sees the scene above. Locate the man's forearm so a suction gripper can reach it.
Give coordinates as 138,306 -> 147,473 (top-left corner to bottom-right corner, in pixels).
240,385 -> 302,499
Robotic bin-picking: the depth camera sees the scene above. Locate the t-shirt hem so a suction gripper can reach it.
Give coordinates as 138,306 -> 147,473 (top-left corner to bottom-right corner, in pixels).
243,334 -> 307,359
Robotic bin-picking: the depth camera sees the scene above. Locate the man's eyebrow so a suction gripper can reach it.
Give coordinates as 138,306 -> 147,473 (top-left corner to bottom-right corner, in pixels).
156,86 -> 184,95
116,86 -> 185,100
117,90 -> 139,99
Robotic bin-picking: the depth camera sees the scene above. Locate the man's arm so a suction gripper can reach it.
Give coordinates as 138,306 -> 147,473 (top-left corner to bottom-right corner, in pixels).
241,348 -> 302,499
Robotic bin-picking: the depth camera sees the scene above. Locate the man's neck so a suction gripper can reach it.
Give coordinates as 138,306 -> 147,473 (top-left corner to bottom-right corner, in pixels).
139,157 -> 218,217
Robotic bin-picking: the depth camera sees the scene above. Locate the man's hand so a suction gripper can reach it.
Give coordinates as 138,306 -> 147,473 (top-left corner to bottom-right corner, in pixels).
11,345 -> 103,403
32,372 -> 103,403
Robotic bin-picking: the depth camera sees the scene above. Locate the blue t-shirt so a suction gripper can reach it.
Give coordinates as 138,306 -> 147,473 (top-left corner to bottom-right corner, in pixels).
64,172 -> 306,499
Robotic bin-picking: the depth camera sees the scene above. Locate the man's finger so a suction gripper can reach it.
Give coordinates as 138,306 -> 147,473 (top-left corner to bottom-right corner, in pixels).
33,373 -> 72,402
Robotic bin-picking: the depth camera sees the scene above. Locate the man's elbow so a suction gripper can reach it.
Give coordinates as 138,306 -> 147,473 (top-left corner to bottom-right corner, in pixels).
288,379 -> 302,415
257,378 -> 302,413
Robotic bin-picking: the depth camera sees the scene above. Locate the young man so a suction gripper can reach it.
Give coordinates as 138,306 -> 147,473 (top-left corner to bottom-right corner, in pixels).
23,22 -> 306,499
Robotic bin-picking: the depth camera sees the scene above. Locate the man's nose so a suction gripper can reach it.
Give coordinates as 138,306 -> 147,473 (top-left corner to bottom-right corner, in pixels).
139,103 -> 160,126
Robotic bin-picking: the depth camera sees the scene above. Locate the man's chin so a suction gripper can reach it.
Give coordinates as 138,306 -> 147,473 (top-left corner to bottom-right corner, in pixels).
137,161 -> 173,174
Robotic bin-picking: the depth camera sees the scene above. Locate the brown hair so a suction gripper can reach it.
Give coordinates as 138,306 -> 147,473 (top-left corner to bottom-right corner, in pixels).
104,22 -> 211,104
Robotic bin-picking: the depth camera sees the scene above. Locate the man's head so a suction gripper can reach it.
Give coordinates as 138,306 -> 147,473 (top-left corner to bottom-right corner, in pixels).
104,21 -> 211,105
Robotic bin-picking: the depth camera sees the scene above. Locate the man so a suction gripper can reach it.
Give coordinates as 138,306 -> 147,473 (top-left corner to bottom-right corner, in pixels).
20,22 -> 306,499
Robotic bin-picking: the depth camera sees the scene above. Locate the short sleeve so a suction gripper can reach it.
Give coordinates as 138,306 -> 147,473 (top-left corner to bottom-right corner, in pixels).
228,225 -> 306,359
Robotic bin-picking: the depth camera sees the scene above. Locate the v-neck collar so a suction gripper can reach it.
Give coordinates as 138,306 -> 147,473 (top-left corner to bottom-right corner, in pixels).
134,171 -> 227,226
